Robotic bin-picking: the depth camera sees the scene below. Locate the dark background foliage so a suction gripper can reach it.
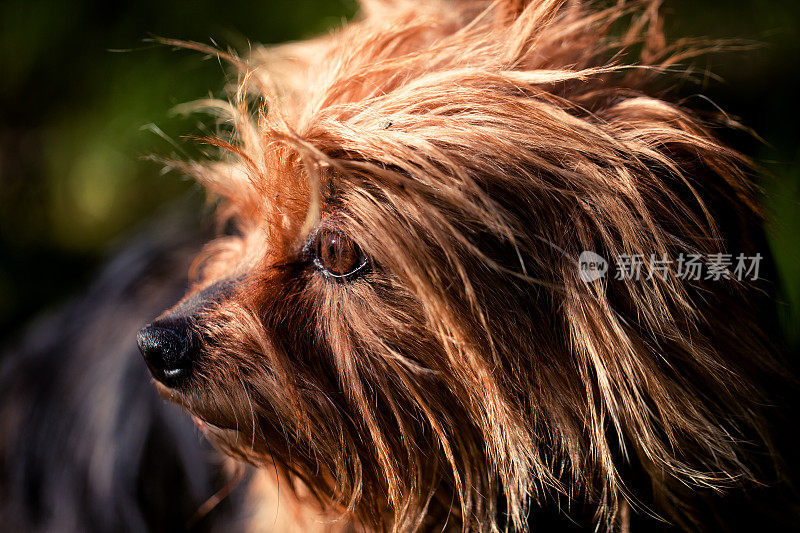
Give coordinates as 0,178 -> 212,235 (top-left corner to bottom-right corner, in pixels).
0,0 -> 798,348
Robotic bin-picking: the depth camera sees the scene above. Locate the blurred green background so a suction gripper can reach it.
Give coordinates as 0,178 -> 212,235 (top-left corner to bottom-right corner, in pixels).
0,0 -> 798,348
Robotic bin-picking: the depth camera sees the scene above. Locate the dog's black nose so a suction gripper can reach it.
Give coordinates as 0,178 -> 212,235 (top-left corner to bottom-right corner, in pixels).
137,319 -> 195,387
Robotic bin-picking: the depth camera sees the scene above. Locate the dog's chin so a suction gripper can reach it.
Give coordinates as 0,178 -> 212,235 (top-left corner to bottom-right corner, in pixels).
151,379 -> 183,402
150,379 -> 241,436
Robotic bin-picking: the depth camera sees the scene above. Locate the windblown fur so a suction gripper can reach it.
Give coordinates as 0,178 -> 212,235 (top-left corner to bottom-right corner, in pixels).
150,1 -> 787,531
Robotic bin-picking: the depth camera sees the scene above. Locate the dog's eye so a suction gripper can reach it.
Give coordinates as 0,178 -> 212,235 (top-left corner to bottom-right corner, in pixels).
312,229 -> 368,280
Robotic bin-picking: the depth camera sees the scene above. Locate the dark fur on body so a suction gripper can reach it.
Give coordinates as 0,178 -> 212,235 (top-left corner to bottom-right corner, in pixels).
0,208 -> 246,532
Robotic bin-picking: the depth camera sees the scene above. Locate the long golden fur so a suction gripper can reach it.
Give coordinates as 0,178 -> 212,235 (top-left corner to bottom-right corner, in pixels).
144,1 -> 785,531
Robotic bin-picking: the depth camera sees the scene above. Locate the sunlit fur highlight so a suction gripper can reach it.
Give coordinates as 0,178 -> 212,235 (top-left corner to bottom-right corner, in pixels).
157,1 -> 780,531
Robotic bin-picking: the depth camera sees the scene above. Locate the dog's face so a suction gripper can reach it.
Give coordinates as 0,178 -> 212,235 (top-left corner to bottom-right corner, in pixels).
138,1 -> 777,531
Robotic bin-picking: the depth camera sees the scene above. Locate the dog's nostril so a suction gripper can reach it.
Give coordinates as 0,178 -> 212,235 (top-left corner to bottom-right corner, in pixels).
137,322 -> 195,387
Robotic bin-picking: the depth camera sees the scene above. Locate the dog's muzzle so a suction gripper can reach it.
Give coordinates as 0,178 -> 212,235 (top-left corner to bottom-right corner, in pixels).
137,278 -> 237,388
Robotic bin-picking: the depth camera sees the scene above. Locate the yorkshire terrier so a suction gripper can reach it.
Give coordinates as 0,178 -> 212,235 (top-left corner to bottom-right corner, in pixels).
131,1 -> 792,531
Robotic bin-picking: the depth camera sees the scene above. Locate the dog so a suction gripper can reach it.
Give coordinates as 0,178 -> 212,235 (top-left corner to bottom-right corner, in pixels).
6,0 -> 788,531
135,0 -> 796,531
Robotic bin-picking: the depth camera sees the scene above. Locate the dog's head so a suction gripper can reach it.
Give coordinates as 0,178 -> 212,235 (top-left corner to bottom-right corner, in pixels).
138,1 -> 779,530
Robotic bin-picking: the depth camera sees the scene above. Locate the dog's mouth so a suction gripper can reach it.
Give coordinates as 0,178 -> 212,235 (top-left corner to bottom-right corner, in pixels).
191,415 -> 207,431
188,412 -> 244,445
